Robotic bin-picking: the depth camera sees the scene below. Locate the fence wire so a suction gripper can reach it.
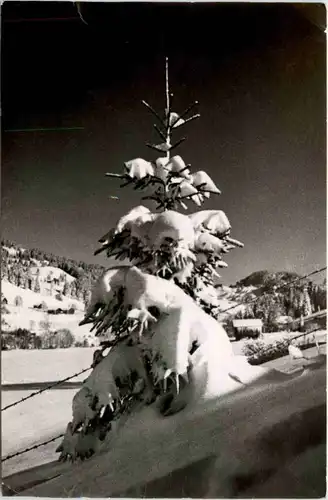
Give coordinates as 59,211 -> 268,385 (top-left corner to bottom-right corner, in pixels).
289,326 -> 325,343
2,434 -> 64,463
2,481 -> 19,495
1,366 -> 92,412
1,334 -> 130,413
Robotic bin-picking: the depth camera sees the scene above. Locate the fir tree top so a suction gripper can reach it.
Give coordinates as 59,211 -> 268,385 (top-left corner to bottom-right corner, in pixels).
86,58 -> 244,338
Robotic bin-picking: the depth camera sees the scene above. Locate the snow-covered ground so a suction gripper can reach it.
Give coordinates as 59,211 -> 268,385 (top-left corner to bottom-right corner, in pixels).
2,347 -> 96,384
5,354 -> 325,498
3,305 -> 93,340
2,348 -> 97,477
3,334 -> 325,386
231,330 -> 327,356
2,389 -> 78,468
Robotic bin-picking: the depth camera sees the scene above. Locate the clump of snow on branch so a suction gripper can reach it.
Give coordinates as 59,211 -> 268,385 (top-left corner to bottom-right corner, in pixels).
107,154 -> 221,212
81,267 -> 235,380
94,204 -> 243,292
76,267 -> 274,412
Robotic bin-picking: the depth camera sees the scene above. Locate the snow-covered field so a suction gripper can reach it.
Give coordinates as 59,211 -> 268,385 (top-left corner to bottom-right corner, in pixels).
6,360 -> 325,498
3,333 -> 326,385
2,337 -> 326,488
2,348 -> 96,476
2,346 -> 326,486
4,305 -> 93,338
2,347 -> 96,384
0,340 -> 259,386
2,389 -> 77,468
2,347 -> 96,476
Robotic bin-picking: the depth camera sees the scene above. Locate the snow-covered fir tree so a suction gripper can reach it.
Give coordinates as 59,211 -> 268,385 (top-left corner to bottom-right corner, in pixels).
56,59 -> 282,463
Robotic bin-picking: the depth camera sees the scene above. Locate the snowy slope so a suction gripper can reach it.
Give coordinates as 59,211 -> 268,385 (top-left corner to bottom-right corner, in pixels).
1,281 -> 94,340
29,265 -> 75,283
15,361 -> 326,498
214,284 -> 255,319
2,281 -> 82,310
216,297 -> 246,319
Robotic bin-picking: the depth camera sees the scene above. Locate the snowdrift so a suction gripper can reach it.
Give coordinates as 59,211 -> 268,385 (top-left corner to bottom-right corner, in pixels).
13,360 -> 325,498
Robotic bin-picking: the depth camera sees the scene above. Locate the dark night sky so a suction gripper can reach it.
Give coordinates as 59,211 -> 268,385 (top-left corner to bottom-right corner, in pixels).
1,2 -> 326,284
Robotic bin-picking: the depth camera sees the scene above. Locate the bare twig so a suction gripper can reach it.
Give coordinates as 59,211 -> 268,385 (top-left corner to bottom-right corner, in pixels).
180,113 -> 201,126
141,100 -> 166,127
178,100 -> 199,121
75,2 -> 88,25
105,172 -> 125,179
153,123 -> 167,142
169,137 -> 187,152
165,58 -> 171,162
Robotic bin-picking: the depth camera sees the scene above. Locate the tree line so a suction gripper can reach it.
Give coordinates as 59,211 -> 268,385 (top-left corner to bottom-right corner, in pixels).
231,279 -> 326,332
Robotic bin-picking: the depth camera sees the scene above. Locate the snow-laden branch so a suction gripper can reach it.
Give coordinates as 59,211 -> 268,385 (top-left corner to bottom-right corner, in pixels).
94,207 -> 243,289
105,154 -> 222,211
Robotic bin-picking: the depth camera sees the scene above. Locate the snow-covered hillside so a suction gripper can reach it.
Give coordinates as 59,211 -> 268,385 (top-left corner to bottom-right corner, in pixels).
2,281 -> 82,311
215,285 -> 252,319
1,241 -> 106,339
1,281 -> 98,342
1,242 -> 250,335
29,265 -> 76,283
1,242 -> 101,304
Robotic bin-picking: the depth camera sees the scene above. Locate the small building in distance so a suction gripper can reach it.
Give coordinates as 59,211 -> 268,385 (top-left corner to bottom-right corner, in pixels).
232,318 -> 263,340
275,315 -> 293,331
